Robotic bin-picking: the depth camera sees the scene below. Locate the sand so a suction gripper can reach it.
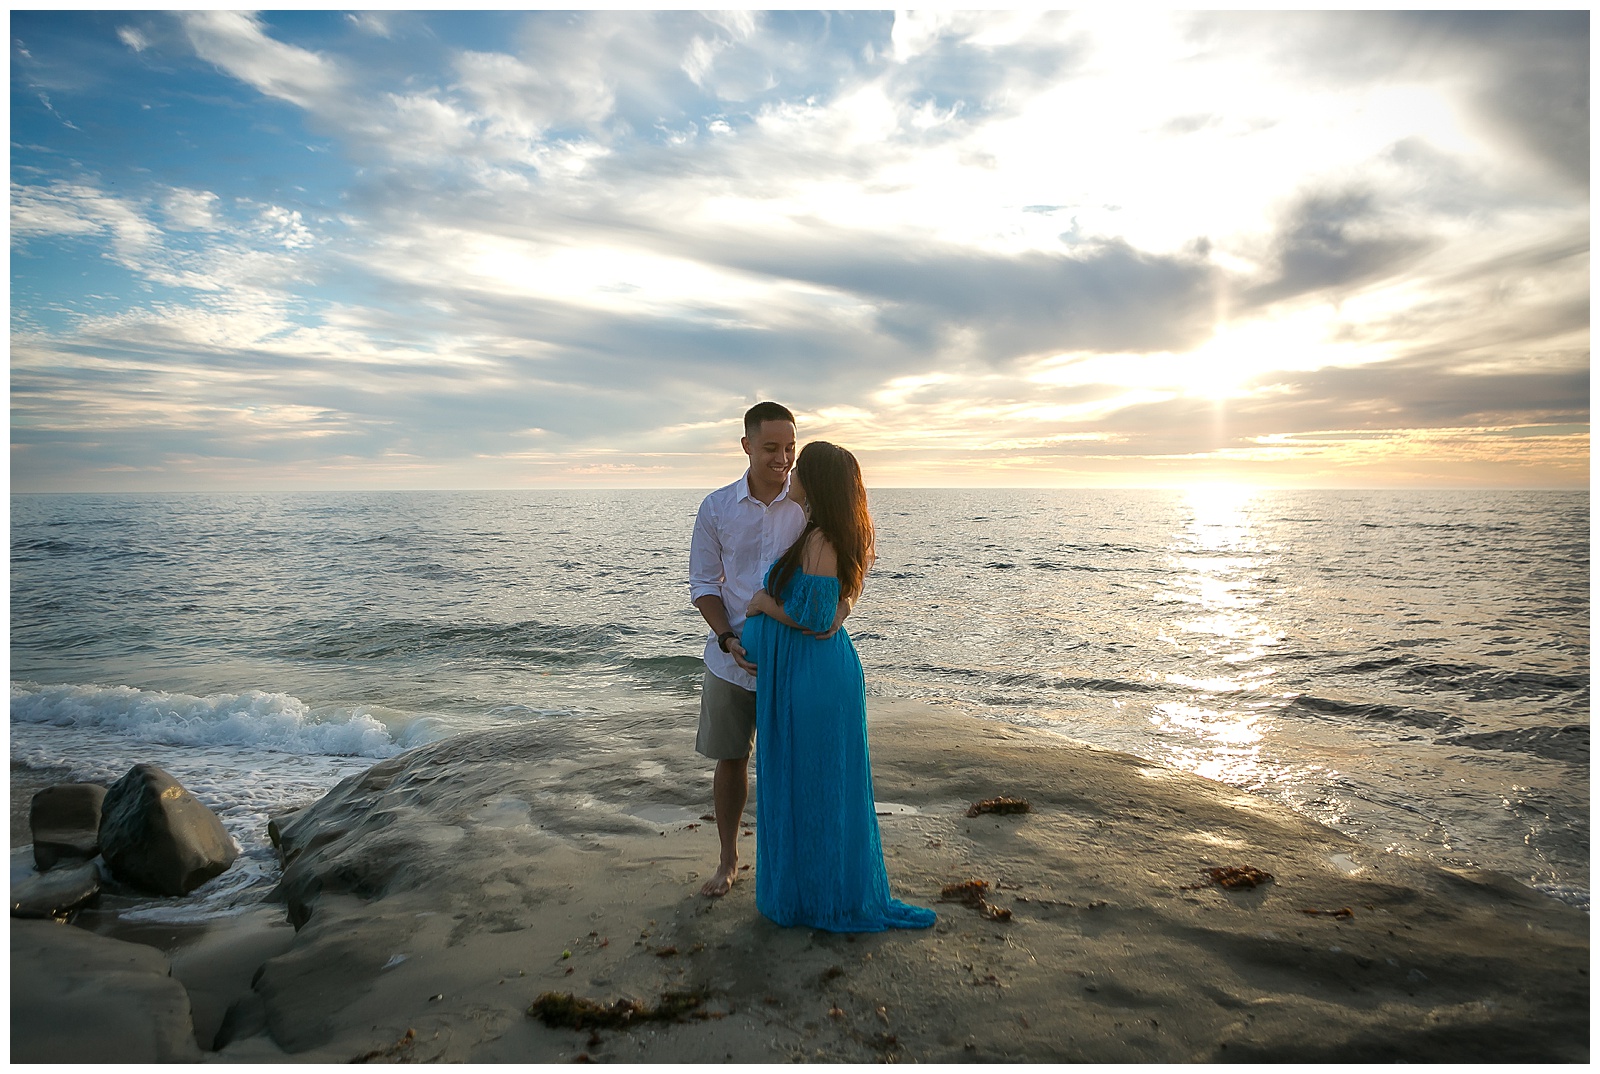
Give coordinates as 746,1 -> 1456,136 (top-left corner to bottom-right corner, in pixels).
10,702 -> 1589,1062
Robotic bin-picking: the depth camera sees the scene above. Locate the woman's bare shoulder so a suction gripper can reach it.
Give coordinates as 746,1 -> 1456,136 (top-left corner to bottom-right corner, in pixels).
802,530 -> 839,578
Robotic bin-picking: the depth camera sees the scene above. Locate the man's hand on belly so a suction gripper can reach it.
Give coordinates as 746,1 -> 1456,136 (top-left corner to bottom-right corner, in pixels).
728,636 -> 757,675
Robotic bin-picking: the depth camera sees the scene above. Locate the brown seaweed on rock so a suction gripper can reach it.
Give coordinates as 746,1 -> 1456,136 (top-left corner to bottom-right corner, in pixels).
966,796 -> 1031,818
1209,865 -> 1274,888
352,1027 -> 416,1063
529,990 -> 705,1030
940,879 -> 992,902
1182,865 -> 1275,891
939,879 -> 1013,921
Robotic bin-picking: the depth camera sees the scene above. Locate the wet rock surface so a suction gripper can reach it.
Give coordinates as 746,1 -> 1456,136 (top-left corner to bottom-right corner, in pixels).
10,918 -> 202,1062
98,763 -> 238,896
246,706 -> 1589,1063
30,782 -> 107,871
11,859 -> 103,919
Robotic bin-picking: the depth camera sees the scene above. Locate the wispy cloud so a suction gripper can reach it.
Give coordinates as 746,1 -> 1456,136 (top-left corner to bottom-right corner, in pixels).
180,10 -> 346,111
116,25 -> 149,53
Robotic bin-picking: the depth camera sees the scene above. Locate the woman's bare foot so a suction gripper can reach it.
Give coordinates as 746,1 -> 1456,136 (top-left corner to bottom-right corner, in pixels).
700,862 -> 738,897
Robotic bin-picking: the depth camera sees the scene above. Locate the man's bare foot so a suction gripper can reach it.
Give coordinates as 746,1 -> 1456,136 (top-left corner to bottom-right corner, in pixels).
699,863 -> 738,897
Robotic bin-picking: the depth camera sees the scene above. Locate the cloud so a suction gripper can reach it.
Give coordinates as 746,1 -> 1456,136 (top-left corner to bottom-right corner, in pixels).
1191,10 -> 1589,191
117,25 -> 149,52
345,13 -> 395,40
1350,11 -> 1590,189
180,10 -> 346,110
253,206 -> 316,249
12,181 -> 163,268
452,49 -> 616,141
12,178 -> 329,302
1244,189 -> 1433,306
33,91 -> 79,130
1446,11 -> 1590,187
161,188 -> 223,231
9,11 -> 1589,491
1271,359 -> 1589,430
885,10 -> 1080,126
700,232 -> 1219,361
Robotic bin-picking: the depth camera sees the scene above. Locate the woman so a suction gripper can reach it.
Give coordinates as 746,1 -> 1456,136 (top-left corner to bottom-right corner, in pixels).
742,442 -> 935,932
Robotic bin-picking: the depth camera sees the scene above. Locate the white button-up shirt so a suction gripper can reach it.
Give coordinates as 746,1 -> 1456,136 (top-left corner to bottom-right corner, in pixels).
689,470 -> 808,690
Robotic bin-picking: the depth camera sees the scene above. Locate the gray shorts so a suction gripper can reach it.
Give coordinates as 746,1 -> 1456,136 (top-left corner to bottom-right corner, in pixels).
696,669 -> 756,760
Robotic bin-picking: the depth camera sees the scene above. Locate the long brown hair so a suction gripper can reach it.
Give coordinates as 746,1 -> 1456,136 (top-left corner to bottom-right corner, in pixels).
769,441 -> 874,602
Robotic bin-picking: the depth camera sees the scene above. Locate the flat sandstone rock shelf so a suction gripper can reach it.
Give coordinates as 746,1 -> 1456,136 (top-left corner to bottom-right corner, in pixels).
14,703 -> 1591,1063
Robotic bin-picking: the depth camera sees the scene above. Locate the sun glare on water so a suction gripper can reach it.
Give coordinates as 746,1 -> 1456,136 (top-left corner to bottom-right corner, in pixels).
1147,481 -> 1287,787
1182,482 -> 1259,529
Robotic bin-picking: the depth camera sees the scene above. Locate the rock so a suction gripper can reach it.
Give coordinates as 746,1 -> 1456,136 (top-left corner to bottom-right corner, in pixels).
10,919 -> 202,1062
11,859 -> 102,919
98,763 -> 238,896
267,806 -> 309,859
31,783 -> 108,871
214,992 -> 269,1049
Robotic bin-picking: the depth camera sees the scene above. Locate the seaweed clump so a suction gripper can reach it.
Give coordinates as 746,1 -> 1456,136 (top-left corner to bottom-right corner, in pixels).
352,1028 -> 416,1063
529,990 -> 705,1030
1196,864 -> 1280,889
940,879 -> 1013,922
966,796 -> 1031,818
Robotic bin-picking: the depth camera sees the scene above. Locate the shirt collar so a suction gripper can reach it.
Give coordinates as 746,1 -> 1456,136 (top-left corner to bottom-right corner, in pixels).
739,468 -> 792,506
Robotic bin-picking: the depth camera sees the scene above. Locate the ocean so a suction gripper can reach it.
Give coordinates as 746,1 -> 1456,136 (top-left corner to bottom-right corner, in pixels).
10,488 -> 1589,917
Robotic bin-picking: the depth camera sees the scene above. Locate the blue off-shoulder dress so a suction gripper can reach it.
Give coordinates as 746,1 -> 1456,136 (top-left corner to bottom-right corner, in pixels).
742,564 -> 936,932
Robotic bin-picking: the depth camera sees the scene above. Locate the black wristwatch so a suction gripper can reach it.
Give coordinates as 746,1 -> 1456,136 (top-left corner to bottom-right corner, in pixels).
717,631 -> 737,652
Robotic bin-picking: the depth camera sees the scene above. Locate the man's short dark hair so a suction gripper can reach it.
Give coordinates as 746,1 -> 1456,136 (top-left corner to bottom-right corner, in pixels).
744,401 -> 796,438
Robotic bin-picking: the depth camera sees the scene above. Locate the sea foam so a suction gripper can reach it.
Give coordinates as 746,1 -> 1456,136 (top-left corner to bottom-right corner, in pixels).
9,682 -> 433,922
10,681 -> 412,758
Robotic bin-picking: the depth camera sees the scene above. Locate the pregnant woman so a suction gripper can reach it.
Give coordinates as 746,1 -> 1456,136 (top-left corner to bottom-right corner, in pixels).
742,441 -> 936,932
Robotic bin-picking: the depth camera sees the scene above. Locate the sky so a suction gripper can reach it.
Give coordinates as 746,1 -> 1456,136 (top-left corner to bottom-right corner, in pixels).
9,9 -> 1590,492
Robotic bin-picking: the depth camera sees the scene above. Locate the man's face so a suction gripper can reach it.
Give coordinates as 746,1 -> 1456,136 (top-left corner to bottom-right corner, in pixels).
742,420 -> 796,485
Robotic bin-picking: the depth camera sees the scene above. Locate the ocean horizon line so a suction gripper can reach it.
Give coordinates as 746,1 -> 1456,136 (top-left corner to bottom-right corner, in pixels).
9,484 -> 1590,497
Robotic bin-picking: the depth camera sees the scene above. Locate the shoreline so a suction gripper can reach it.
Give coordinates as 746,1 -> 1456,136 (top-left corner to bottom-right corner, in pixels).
11,700 -> 1590,1062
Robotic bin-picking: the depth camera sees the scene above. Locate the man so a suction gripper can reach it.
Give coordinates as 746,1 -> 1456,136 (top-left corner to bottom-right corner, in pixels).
688,401 -> 806,897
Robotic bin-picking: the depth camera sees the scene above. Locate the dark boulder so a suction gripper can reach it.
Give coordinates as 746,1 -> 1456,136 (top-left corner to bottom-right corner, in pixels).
31,782 -> 108,871
11,860 -> 102,919
98,764 -> 238,896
